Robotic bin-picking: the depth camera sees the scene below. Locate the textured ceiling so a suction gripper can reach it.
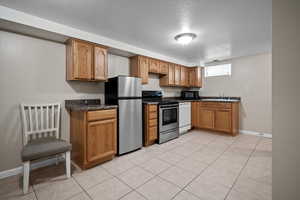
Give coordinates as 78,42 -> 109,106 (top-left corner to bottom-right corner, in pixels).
0,0 -> 272,64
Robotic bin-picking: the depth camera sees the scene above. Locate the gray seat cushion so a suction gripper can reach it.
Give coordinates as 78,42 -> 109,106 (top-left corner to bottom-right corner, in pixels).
21,137 -> 72,162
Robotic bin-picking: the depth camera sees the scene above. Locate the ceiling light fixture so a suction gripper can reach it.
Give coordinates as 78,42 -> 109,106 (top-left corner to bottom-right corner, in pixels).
174,33 -> 197,45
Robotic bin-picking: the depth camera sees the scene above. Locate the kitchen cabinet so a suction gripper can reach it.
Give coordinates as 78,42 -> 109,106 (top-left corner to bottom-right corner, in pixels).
94,45 -> 108,80
191,101 -> 239,136
70,108 -> 117,169
149,58 -> 160,73
180,66 -> 189,87
189,67 -> 203,87
144,104 -> 158,146
130,55 -> 149,84
130,55 -> 203,88
174,65 -> 181,85
198,109 -> 215,129
159,61 -> 169,75
160,63 -> 175,86
214,110 -> 232,132
66,39 -> 108,81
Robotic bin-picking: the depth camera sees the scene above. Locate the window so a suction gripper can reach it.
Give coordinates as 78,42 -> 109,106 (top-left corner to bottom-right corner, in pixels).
204,63 -> 231,77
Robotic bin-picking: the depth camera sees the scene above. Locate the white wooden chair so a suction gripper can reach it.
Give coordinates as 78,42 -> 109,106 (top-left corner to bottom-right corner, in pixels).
20,103 -> 71,194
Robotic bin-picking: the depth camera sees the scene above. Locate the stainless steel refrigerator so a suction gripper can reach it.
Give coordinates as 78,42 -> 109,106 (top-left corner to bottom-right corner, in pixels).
105,76 -> 142,155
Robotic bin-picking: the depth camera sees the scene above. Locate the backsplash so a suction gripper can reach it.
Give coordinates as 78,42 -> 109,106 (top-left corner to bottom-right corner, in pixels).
108,55 -> 183,97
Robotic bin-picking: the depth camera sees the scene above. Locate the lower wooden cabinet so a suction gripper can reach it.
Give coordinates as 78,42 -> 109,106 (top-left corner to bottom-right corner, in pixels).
192,101 -> 239,136
197,109 -> 215,129
214,110 -> 232,132
70,108 -> 117,169
86,119 -> 116,163
143,104 -> 158,146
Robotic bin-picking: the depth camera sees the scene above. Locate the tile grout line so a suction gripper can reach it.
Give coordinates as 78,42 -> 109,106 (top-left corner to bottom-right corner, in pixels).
169,135 -> 234,199
71,176 -> 94,200
99,163 -> 151,200
6,132 -> 266,200
104,136 -> 216,199
223,137 -> 263,200
169,133 -> 255,200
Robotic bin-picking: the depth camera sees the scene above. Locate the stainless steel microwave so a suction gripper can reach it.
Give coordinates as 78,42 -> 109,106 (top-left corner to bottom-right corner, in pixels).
181,91 -> 199,99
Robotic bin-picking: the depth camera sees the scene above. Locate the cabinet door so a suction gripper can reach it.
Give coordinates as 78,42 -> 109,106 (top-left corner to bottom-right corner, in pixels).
94,46 -> 107,81
174,65 -> 181,85
191,102 -> 199,127
149,59 -> 159,73
73,40 -> 93,80
87,119 -> 116,163
180,66 -> 189,87
198,109 -> 214,129
139,56 -> 149,84
188,68 -> 194,87
215,110 -> 232,132
159,61 -> 168,75
194,67 -> 203,87
168,64 -> 175,85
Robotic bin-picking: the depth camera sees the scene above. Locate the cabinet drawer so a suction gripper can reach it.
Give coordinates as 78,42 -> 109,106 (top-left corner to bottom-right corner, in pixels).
199,102 -> 232,109
148,119 -> 157,127
148,105 -> 157,112
148,126 -> 157,141
149,112 -> 157,119
87,109 -> 116,121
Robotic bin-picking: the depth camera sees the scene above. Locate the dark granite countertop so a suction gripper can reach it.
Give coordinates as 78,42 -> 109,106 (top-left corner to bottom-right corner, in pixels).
142,96 -> 241,104
65,99 -> 118,111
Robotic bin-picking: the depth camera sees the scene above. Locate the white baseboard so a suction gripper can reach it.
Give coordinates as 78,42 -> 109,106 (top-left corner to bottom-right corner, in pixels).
0,156 -> 65,180
239,130 -> 272,138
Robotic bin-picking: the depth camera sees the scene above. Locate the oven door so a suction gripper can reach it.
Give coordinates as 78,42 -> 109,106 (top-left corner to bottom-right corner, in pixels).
159,104 -> 179,132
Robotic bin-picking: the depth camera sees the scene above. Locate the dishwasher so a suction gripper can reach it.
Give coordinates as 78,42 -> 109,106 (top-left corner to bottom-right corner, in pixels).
179,102 -> 191,135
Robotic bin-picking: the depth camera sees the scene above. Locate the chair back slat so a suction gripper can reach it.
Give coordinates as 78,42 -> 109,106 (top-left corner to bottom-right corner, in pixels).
20,103 -> 61,145
28,107 -> 33,132
46,106 -> 49,129
34,106 -> 39,137
51,105 -> 54,137
40,106 -> 44,136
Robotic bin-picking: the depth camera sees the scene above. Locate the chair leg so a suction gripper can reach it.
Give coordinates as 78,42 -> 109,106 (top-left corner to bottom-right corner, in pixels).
23,161 -> 30,194
65,151 -> 71,178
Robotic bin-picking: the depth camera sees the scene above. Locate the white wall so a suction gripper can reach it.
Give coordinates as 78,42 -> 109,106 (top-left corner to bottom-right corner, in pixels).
273,0 -> 300,199
0,31 -> 181,171
0,31 -> 106,171
200,53 -> 272,134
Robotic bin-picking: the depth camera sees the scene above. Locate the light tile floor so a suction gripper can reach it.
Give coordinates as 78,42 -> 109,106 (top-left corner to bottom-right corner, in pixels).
0,130 -> 272,200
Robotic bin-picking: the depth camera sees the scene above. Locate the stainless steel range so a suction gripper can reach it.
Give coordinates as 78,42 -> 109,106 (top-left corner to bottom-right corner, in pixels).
142,91 -> 179,144
158,102 -> 179,143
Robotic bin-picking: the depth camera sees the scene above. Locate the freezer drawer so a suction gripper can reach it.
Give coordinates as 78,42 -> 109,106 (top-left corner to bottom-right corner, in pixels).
118,99 -> 142,154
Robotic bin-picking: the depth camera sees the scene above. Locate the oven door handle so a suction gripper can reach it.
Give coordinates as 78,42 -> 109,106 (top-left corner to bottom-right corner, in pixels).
160,105 -> 179,109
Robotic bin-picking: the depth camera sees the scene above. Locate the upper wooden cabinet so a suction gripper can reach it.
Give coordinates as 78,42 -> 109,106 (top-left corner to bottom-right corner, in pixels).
160,63 -> 175,86
174,65 -> 181,85
149,59 -> 160,73
130,56 -> 149,84
130,55 -> 203,88
180,66 -> 189,87
66,39 -> 108,81
189,67 -> 204,87
94,45 -> 108,80
159,61 -> 168,75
